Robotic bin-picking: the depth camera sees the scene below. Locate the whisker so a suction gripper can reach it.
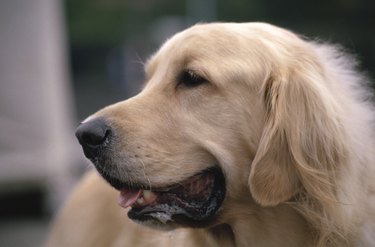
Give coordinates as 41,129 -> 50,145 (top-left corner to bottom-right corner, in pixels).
139,159 -> 152,191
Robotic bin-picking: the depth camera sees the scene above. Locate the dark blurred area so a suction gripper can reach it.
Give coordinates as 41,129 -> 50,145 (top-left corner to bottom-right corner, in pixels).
0,0 -> 374,246
67,0 -> 375,120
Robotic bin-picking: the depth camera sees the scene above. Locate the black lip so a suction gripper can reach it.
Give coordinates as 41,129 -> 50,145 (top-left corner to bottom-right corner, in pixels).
127,168 -> 226,228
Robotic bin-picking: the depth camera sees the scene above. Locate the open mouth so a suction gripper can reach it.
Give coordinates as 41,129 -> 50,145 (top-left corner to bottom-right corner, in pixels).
99,168 -> 226,228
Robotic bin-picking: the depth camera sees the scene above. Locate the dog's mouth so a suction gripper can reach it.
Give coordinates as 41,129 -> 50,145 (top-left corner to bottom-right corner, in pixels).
100,168 -> 225,228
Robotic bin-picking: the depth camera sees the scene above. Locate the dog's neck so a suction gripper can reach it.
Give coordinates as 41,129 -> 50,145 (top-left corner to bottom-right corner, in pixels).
213,203 -> 312,247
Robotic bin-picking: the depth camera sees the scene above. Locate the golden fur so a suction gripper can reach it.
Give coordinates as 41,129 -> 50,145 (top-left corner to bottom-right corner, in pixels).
46,23 -> 375,247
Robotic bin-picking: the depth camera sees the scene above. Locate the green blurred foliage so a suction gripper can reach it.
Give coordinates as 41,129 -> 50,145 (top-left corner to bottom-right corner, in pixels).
65,0 -> 375,45
65,0 -> 127,45
65,0 -> 186,46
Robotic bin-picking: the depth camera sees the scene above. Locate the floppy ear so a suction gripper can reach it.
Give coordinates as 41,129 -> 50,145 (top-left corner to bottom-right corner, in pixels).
249,63 -> 348,207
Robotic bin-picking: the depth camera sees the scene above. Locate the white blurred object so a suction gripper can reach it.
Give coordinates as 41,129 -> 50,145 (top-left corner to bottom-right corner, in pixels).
0,0 -> 82,211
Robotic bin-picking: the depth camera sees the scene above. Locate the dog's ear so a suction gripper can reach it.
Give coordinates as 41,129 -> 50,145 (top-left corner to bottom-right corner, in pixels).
249,63 -> 348,207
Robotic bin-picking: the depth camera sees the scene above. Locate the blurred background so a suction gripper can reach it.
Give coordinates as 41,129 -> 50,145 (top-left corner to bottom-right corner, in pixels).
0,0 -> 374,246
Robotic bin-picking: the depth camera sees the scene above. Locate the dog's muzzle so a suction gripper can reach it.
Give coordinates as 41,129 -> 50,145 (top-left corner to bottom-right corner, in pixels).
75,118 -> 226,229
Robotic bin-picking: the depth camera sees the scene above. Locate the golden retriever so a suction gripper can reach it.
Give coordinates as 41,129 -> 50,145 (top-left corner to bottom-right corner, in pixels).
46,22 -> 375,247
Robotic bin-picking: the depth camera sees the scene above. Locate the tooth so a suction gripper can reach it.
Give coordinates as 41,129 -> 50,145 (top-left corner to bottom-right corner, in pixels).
143,190 -> 157,203
136,197 -> 145,205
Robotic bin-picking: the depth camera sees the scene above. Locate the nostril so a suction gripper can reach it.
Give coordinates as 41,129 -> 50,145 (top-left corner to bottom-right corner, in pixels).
80,126 -> 110,146
75,119 -> 111,148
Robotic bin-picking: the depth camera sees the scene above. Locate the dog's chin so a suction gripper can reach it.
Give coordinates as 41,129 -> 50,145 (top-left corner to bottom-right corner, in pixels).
97,166 -> 226,229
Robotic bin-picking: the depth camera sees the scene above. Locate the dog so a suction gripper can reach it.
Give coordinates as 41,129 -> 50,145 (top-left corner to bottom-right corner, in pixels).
46,22 -> 375,247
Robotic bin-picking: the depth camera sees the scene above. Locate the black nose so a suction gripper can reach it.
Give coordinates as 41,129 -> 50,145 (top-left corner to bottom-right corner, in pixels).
75,119 -> 111,159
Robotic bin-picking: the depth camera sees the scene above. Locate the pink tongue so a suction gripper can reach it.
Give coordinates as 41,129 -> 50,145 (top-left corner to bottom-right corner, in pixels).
118,188 -> 143,208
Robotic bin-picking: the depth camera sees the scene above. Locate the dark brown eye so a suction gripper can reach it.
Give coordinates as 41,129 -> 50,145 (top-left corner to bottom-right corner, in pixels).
178,70 -> 207,88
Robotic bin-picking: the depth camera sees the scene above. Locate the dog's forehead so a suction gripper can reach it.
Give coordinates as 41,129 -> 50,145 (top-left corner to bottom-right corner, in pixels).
145,22 -> 290,74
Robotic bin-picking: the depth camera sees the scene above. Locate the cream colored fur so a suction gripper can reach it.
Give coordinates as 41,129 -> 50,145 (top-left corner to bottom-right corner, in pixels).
46,23 -> 375,247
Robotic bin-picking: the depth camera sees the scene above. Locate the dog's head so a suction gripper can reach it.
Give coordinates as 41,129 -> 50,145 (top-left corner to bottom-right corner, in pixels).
76,23 -> 348,230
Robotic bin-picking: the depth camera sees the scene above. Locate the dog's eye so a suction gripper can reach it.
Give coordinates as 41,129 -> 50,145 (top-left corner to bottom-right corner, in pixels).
178,70 -> 207,88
